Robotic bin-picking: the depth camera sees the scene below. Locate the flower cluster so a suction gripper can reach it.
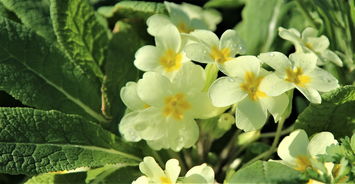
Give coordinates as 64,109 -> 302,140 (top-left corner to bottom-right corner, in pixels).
119,1 -> 341,151
133,157 -> 215,184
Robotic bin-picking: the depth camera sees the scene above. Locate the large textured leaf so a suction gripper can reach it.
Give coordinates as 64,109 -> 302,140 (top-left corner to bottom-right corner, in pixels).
0,17 -> 106,122
0,0 -> 56,41
86,165 -> 140,184
228,161 -> 304,184
50,0 -> 108,79
98,1 -> 166,19
25,172 -> 87,184
235,0 -> 287,54
294,86 -> 355,139
0,108 -> 142,175
101,21 -> 146,131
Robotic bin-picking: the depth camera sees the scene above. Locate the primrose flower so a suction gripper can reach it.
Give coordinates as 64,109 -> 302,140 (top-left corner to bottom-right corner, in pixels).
278,27 -> 343,66
119,63 -> 218,151
147,2 -> 220,36
132,157 -> 215,184
134,24 -> 190,77
209,56 -> 289,132
258,52 -> 339,104
120,82 -> 147,111
277,129 -> 338,172
184,29 -> 245,70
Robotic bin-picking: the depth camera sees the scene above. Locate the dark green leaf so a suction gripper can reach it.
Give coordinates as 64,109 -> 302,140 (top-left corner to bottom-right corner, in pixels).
98,1 -> 166,19
86,165 -> 140,184
0,0 -> 56,41
0,108 -> 141,175
101,21 -> 146,131
25,172 -> 87,184
294,85 -> 355,139
50,0 -> 109,79
228,161 -> 305,184
204,0 -> 245,9
0,17 -> 106,122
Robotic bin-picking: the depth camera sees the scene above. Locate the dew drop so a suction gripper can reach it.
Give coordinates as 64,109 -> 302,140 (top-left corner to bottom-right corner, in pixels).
177,137 -> 184,143
228,78 -> 235,82
269,53 -> 275,56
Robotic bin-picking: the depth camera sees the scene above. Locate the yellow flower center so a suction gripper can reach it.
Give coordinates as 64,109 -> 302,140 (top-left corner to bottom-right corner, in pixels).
285,67 -> 311,87
210,46 -> 232,64
160,176 -> 172,184
143,104 -> 151,109
305,42 -> 313,50
160,49 -> 183,72
294,155 -> 311,171
240,72 -> 267,101
163,93 -> 191,120
177,22 -> 193,33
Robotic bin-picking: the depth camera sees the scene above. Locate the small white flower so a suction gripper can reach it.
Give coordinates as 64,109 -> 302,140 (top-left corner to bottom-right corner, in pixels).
278,27 -> 343,66
258,52 -> 339,104
147,2 -> 221,36
119,63 -> 218,151
209,56 -> 289,131
134,24 -> 190,78
184,29 -> 245,70
132,157 -> 215,184
277,129 -> 338,172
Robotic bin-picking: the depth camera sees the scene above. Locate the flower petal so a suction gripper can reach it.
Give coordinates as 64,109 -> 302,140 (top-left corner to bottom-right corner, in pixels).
146,14 -> 172,36
119,111 -> 143,142
258,52 -> 291,76
235,98 -> 268,131
289,53 -> 317,74
165,159 -> 181,183
137,72 -> 172,107
259,74 -> 294,96
219,29 -> 244,55
184,163 -> 215,184
260,93 -> 289,123
188,92 -> 224,119
308,67 -> 339,92
132,176 -> 149,184
278,27 -> 301,46
189,29 -> 219,47
209,77 -> 246,107
184,43 -> 214,63
147,118 -> 199,151
296,86 -> 321,104
321,50 -> 343,67
277,129 -> 309,166
134,45 -> 163,72
301,27 -> 318,38
223,56 -> 260,78
120,82 -> 146,110
171,62 -> 205,93
139,157 -> 165,179
304,36 -> 329,53
155,24 -> 181,52
307,132 -> 338,158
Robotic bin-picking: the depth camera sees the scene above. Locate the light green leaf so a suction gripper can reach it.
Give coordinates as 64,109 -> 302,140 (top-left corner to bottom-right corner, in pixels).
25,172 -> 87,184
86,165 -> 140,184
98,1 -> 166,19
294,85 -> 355,139
235,0 -> 289,54
101,21 -> 146,131
0,108 -> 142,175
0,0 -> 56,41
204,0 -> 245,9
228,161 -> 304,184
0,17 -> 106,122
50,0 -> 108,80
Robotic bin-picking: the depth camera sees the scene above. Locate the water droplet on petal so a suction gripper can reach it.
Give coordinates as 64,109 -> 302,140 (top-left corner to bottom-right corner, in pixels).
178,137 -> 184,143
228,78 -> 235,82
269,53 -> 275,56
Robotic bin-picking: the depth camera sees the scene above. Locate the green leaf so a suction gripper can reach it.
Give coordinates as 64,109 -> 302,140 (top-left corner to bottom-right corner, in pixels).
0,0 -> 56,41
294,85 -> 355,139
25,172 -> 87,184
101,21 -> 146,131
97,1 -> 166,19
204,0 -> 245,9
0,108 -> 142,175
228,161 -> 305,184
50,0 -> 109,79
0,17 -> 106,122
235,0 -> 289,54
86,165 -> 140,184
